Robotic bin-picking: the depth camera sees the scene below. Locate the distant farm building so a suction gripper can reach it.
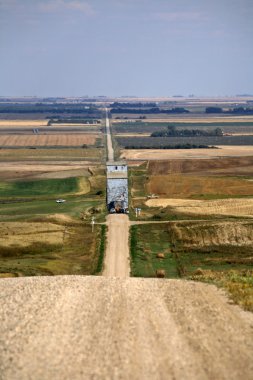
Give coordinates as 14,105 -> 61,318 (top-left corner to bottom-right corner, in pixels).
106,161 -> 128,213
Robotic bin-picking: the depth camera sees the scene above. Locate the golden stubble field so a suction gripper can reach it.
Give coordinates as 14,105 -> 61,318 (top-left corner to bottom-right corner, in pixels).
0,222 -> 65,247
168,220 -> 253,246
0,120 -> 48,128
121,146 -> 253,160
146,198 -> 253,218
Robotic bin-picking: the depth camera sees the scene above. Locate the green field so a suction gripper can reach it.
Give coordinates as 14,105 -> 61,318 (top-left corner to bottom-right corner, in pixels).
0,177 -> 82,198
114,121 -> 253,134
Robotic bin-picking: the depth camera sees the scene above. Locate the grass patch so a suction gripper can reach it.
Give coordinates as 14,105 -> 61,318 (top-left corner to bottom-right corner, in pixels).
130,224 -> 177,278
189,270 -> 253,312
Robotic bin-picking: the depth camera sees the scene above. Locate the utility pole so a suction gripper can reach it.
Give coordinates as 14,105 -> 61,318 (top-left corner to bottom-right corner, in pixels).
91,217 -> 95,233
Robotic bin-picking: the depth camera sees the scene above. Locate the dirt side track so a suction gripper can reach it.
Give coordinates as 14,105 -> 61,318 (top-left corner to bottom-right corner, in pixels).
0,276 -> 253,380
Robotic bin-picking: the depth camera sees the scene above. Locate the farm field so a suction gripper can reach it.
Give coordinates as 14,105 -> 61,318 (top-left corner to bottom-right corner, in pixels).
146,198 -> 253,218
128,157 -> 253,221
0,172 -> 106,278
121,146 -> 253,160
0,148 -> 103,161
113,121 -> 253,134
0,107 -> 107,278
147,156 -> 253,175
130,222 -> 253,310
147,175 -> 253,199
0,120 -> 48,127
0,176 -> 90,199
0,134 -> 98,146
116,135 -> 253,148
112,114 -> 253,121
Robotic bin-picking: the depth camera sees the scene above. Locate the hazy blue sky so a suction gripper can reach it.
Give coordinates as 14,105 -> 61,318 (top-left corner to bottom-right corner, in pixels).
0,0 -> 253,97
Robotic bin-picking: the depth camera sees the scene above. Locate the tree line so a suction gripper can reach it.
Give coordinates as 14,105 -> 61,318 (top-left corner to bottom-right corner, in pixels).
206,107 -> 253,114
151,125 -> 223,137
111,107 -> 190,114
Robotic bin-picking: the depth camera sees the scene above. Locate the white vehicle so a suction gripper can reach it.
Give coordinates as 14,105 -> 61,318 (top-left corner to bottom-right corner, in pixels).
56,199 -> 66,203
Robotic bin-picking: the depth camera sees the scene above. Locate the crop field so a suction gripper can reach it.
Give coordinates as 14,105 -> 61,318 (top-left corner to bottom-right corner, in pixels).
147,175 -> 253,199
130,222 -> 253,310
146,198 -> 253,218
112,115 -> 253,123
0,148 -> 104,162
128,158 -> 253,221
121,146 -> 253,160
116,135 -> 253,148
0,176 -> 90,199
0,120 -> 48,128
113,121 -> 253,134
0,134 -> 98,147
147,156 -> 253,175
0,163 -> 106,278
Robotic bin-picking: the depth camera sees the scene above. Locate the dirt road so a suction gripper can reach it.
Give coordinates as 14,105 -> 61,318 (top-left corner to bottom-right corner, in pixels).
103,214 -> 130,277
1,276 -> 253,380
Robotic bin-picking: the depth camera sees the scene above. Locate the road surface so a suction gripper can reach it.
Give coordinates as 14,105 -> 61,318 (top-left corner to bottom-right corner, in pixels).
104,109 -> 131,277
103,214 -> 130,277
105,108 -> 114,161
1,276 -> 253,380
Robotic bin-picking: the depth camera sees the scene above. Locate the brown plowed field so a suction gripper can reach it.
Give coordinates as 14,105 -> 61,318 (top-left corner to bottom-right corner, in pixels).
146,198 -> 253,217
147,175 -> 253,198
148,156 -> 253,175
0,134 -> 96,146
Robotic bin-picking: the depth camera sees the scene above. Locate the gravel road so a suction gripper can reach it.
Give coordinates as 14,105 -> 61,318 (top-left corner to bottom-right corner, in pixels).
103,214 -> 130,277
105,109 -> 114,161
0,276 -> 253,380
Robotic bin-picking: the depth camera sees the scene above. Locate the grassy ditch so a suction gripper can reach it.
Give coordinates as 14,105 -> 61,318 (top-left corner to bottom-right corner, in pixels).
93,224 -> 107,274
130,222 -> 253,311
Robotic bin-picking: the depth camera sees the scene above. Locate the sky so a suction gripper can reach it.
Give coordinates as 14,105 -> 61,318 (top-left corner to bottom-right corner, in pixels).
0,0 -> 253,97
